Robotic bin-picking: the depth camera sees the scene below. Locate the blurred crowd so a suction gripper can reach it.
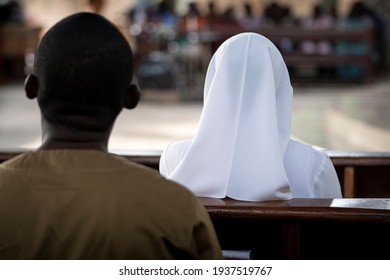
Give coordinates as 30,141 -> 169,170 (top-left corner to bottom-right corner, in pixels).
123,1 -> 386,85
0,0 -> 385,61
0,0 -> 387,85
125,1 -> 385,56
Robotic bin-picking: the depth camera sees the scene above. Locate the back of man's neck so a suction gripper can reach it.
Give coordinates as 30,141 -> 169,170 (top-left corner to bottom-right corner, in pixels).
38,140 -> 108,152
40,121 -> 111,152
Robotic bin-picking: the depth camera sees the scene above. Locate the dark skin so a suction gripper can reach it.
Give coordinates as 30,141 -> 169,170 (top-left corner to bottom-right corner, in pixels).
24,74 -> 141,152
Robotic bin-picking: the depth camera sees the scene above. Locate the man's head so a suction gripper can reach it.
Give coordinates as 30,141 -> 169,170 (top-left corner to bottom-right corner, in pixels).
25,12 -> 140,135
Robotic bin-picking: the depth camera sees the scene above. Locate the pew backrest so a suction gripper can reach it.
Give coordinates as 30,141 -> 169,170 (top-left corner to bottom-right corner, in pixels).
200,197 -> 390,259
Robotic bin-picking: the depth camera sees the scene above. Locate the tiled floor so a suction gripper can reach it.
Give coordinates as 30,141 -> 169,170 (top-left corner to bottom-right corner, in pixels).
0,78 -> 389,152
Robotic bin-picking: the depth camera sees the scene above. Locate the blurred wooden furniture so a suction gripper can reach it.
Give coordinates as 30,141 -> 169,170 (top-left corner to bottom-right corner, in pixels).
0,24 -> 41,82
193,27 -> 374,83
262,27 -> 374,83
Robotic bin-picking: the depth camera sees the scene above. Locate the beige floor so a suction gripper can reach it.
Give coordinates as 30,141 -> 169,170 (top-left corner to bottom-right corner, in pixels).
0,78 -> 389,153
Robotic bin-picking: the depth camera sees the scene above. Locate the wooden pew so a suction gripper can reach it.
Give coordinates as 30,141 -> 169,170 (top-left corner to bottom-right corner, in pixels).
328,150 -> 390,198
201,197 -> 390,259
0,150 -> 389,198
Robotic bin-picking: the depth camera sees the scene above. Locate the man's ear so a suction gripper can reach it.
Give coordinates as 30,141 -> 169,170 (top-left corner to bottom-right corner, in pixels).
24,75 -> 39,100
124,84 -> 141,110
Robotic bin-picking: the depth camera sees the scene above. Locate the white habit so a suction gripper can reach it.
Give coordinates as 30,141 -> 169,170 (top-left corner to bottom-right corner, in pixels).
160,33 -> 342,201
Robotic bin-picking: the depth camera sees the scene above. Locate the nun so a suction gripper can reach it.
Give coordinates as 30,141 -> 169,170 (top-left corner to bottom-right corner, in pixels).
160,32 -> 342,201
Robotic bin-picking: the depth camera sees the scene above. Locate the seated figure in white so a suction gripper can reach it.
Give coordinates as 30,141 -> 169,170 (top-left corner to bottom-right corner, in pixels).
160,32 -> 342,201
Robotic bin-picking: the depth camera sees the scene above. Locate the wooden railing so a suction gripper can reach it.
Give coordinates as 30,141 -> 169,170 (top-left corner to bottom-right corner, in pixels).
1,150 -> 389,198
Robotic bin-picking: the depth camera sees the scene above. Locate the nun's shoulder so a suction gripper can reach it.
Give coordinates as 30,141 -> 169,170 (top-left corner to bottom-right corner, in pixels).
160,140 -> 192,176
163,140 -> 192,158
285,139 -> 330,164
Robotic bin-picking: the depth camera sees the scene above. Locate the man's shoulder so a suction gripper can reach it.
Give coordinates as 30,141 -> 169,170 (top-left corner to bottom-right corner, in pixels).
0,149 -> 198,205
0,151 -> 35,170
102,152 -> 197,200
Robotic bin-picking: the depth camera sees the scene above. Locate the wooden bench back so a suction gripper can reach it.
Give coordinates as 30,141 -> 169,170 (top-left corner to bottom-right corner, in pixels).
201,197 -> 390,259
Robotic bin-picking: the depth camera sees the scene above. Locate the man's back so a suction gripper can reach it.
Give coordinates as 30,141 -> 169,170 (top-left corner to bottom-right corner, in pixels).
0,150 -> 221,259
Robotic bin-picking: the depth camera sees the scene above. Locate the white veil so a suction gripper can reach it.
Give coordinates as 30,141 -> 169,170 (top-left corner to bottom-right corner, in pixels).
168,33 -> 293,201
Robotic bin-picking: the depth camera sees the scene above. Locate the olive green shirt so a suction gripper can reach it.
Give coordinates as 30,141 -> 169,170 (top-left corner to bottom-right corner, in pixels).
0,150 -> 222,259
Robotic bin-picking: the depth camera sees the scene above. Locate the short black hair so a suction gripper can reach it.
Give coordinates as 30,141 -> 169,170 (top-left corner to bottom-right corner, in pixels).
35,12 -> 132,132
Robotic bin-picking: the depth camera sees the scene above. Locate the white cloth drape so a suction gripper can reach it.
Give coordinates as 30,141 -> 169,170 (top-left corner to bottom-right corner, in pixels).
160,33 -> 342,201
